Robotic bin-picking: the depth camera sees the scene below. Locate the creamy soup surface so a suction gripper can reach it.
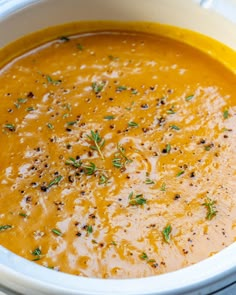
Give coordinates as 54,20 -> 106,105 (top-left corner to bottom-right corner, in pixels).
0,26 -> 236,278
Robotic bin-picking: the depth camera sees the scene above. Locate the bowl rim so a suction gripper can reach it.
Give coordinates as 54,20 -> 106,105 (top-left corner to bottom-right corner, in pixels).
0,0 -> 236,294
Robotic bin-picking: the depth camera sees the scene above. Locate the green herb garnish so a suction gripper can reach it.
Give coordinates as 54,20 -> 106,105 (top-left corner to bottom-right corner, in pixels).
46,75 -> 61,85
26,107 -> 35,112
117,144 -> 132,164
139,252 -> 156,266
47,175 -> 63,189
171,125 -> 180,131
202,197 -> 217,220
83,162 -> 97,175
128,121 -> 139,127
204,144 -> 213,151
176,170 -> 184,177
65,157 -> 82,168
67,121 -> 77,126
4,124 -> 15,131
104,115 -> 115,120
131,89 -> 138,95
19,213 -> 27,218
112,157 -> 123,168
92,81 -> 105,93
129,193 -> 147,206
185,95 -> 194,101
77,43 -> 84,50
15,98 -> 28,108
52,228 -> 62,236
160,183 -> 166,191
140,252 -> 148,260
112,144 -> 132,169
166,106 -> 175,114
223,109 -> 229,119
18,98 -> 27,104
87,225 -> 93,234
0,225 -> 12,232
99,174 -> 109,185
47,123 -> 54,129
32,247 -> 42,261
32,247 -> 41,256
166,144 -> 171,153
162,225 -> 172,243
116,85 -> 127,92
87,130 -> 105,159
145,178 -> 155,185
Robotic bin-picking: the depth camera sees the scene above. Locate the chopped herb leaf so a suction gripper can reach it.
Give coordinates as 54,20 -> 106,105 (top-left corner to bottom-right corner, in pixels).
99,174 -> 109,185
46,75 -> 61,85
128,192 -> 134,199
0,225 -> 12,232
19,213 -> 27,218
47,123 -> 54,129
64,103 -> 72,111
116,85 -> 127,92
18,98 -> 27,104
4,124 -> 15,131
223,109 -> 229,119
128,121 -> 139,127
26,107 -> 35,112
129,193 -> 147,206
160,183 -> 166,191
131,89 -> 138,95
162,225 -> 172,243
87,130 -> 105,159
87,225 -> 93,234
185,95 -> 194,101
104,115 -> 115,120
166,144 -> 171,153
171,125 -> 180,131
166,107 -> 175,114
32,247 -> 41,256
67,121 -> 77,126
77,43 -> 84,50
145,178 -> 155,185
112,144 -> 132,168
202,197 -> 217,220
112,157 -> 123,168
65,157 -> 82,168
92,81 -> 105,93
176,170 -> 184,177
204,144 -> 213,151
47,175 -> 62,190
83,162 -> 97,175
117,144 -> 132,164
52,228 -> 62,236
140,252 -> 148,260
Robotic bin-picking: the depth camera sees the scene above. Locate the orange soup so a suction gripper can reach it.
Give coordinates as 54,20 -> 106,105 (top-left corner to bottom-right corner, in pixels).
0,22 -> 236,278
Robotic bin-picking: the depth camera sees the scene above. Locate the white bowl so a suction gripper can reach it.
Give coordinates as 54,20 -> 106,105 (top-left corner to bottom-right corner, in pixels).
0,1 -> 236,294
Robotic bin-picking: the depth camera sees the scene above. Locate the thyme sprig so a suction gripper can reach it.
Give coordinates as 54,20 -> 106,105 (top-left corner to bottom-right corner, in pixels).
162,225 -> 172,243
66,158 -> 108,180
112,144 -> 132,169
128,192 -> 147,206
202,197 -> 217,220
87,131 -> 105,160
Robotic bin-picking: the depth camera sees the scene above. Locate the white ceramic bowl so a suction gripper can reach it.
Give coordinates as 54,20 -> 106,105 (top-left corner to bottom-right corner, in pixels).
0,1 -> 236,294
